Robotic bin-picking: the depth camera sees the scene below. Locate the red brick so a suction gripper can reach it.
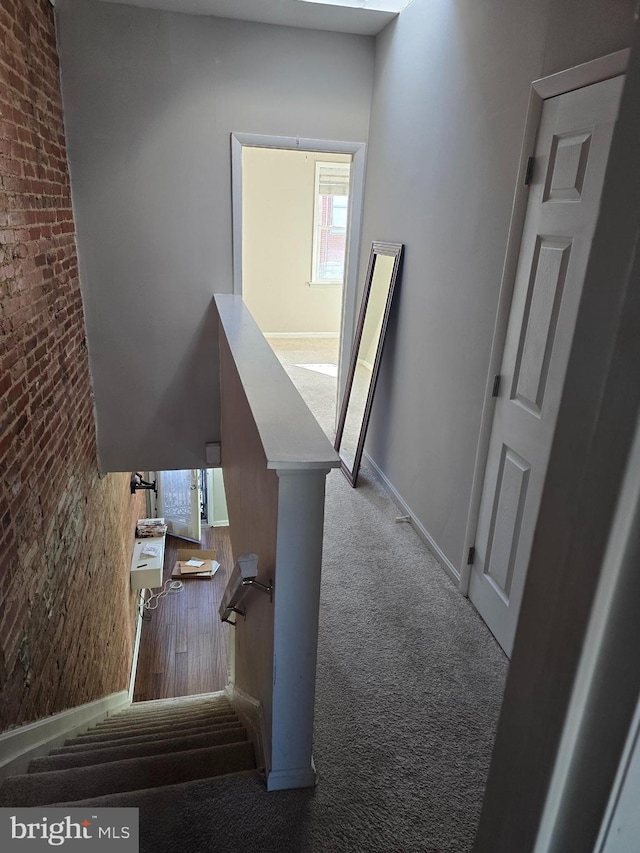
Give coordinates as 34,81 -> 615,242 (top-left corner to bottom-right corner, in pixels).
0,0 -> 144,734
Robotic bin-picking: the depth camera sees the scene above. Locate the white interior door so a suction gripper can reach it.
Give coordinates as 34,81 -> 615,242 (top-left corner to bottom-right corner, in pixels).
156,469 -> 202,542
468,74 -> 624,656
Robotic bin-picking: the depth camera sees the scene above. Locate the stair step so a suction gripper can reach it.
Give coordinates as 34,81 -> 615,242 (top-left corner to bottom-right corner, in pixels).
124,695 -> 231,715
52,722 -> 245,755
71,714 -> 239,745
107,699 -> 231,720
0,742 -> 256,807
28,727 -> 249,773
128,691 -> 228,713
94,705 -> 234,732
47,768 -> 263,808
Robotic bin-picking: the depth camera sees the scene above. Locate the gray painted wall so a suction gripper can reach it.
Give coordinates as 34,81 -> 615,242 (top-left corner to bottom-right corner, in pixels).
55,0 -> 374,472
55,0 -> 636,588
360,0 -> 636,575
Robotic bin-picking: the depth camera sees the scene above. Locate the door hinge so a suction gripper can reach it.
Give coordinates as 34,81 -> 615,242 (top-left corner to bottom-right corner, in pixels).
467,546 -> 476,566
491,374 -> 501,398
524,155 -> 535,186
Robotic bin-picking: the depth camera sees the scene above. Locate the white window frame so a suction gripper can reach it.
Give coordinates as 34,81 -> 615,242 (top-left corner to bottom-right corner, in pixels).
310,160 -> 351,286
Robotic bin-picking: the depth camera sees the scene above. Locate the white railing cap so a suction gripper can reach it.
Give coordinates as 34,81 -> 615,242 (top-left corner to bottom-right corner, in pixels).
215,294 -> 340,472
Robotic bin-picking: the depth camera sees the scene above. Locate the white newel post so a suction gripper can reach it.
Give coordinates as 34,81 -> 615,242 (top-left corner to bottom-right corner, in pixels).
268,468 -> 331,791
215,293 -> 339,790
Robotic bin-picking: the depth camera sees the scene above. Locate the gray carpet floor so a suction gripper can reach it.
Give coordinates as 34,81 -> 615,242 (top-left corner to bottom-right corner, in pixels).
51,339 -> 509,851
274,335 -> 508,851
266,336 -> 340,438
314,462 -> 508,851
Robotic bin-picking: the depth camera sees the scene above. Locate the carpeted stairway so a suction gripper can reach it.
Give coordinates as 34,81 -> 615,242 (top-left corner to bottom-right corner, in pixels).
0,692 -> 258,807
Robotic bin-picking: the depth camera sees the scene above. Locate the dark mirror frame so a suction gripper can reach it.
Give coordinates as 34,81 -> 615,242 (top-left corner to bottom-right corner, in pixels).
334,241 -> 404,486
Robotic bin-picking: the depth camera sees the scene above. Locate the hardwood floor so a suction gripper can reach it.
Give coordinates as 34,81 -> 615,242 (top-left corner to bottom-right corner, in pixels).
133,526 -> 234,702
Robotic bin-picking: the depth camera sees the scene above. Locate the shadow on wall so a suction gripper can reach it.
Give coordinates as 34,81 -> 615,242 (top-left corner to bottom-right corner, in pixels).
102,298 -> 221,475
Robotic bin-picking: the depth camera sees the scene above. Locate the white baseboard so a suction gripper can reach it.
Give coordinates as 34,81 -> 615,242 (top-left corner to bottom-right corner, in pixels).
129,590 -> 146,701
363,451 -> 461,586
0,691 -> 130,780
267,759 -> 317,791
264,332 -> 339,339
225,684 -> 269,776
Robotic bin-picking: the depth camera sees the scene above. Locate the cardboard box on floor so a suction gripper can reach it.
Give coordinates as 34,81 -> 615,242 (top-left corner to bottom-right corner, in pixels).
172,549 -> 218,580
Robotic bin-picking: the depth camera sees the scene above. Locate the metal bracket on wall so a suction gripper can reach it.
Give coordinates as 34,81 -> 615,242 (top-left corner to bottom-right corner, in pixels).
130,473 -> 157,495
219,554 -> 273,625
225,579 -> 273,623
242,577 -> 273,601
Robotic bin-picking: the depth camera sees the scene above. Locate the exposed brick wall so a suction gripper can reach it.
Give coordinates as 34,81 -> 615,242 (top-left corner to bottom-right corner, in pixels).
0,0 -> 146,732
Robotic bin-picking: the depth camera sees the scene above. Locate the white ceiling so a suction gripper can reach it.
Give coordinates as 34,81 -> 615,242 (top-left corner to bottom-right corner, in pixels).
92,0 -> 400,36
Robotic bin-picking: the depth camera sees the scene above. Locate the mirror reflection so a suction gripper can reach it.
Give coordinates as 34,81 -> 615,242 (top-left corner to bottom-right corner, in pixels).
335,242 -> 404,485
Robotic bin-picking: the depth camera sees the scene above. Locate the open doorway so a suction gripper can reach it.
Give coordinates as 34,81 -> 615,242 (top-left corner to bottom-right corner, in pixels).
243,147 -> 349,436
152,469 -> 228,542
231,132 -> 367,440
133,469 -> 231,702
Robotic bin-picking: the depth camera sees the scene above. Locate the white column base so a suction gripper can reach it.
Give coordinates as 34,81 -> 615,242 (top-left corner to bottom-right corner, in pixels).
267,758 -> 317,791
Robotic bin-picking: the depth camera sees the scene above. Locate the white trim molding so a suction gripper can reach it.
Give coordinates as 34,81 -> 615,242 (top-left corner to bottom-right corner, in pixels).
363,451 -> 460,584
0,691 -> 130,780
225,684 -> 269,776
532,49 -> 630,99
267,761 -> 317,792
128,590 -> 146,701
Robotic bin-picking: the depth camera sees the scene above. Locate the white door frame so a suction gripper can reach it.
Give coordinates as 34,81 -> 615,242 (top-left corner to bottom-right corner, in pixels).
230,132 -> 367,416
155,468 -> 202,542
460,48 -> 630,595
476,21 -> 640,849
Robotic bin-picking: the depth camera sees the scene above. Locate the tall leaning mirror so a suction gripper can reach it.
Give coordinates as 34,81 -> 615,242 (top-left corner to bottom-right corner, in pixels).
335,241 -> 404,486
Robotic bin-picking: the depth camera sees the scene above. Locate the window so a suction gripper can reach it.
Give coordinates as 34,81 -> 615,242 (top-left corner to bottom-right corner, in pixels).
311,161 -> 351,285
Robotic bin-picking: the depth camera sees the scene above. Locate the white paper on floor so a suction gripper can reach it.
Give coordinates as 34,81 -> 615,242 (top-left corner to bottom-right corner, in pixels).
294,363 -> 338,377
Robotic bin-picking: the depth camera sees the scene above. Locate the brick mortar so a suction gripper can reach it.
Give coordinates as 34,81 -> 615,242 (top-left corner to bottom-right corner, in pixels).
0,0 -> 146,733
